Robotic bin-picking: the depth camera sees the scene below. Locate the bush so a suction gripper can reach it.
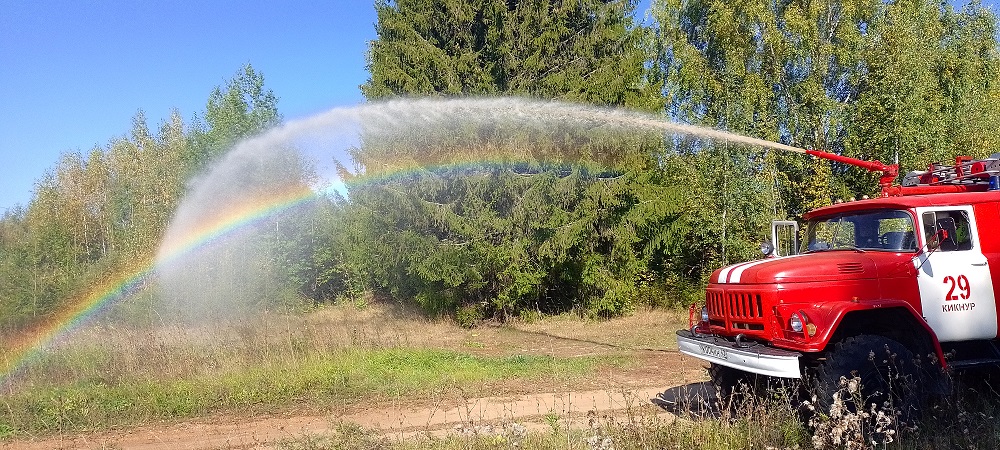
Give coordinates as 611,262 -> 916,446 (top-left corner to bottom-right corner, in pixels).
455,304 -> 485,329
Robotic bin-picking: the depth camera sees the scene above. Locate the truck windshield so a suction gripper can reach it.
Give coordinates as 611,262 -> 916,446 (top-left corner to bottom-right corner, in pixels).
803,210 -> 916,252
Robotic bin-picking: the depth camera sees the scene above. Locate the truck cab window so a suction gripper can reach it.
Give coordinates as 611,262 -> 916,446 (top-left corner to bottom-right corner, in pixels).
921,210 -> 973,251
804,210 -> 916,252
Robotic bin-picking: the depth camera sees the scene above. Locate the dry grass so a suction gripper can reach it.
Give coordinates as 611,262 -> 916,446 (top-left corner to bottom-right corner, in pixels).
270,369 -> 1000,450
0,299 -> 636,438
7,301 -> 1000,448
274,388 -> 810,450
508,307 -> 687,352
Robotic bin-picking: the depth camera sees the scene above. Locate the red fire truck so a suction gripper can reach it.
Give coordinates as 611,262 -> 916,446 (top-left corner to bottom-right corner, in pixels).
677,150 -> 1000,414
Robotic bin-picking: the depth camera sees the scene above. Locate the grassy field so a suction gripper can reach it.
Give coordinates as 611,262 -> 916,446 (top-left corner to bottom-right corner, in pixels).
0,301 -> 639,437
0,348 -> 613,436
4,301 -> 1000,449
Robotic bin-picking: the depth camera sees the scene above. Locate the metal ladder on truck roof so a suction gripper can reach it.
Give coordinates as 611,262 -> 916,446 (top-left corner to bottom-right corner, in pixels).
901,154 -> 1000,188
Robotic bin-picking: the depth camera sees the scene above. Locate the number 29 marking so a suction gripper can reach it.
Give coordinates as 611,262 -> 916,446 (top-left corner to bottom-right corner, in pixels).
944,275 -> 971,301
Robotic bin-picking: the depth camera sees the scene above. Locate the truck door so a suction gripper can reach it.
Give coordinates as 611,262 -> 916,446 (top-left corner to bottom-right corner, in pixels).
915,206 -> 998,342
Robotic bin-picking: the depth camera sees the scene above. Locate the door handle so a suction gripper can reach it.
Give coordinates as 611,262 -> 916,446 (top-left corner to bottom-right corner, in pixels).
973,261 -> 988,266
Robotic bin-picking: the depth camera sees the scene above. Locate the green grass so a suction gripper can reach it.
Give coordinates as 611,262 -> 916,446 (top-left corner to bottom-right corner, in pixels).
0,303 -> 634,439
0,348 -> 613,437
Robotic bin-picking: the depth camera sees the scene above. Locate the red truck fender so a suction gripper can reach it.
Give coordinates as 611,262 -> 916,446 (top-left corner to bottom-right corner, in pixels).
774,299 -> 948,370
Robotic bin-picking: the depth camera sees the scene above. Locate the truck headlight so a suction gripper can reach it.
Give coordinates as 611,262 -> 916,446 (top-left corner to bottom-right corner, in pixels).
701,306 -> 709,323
789,313 -> 803,333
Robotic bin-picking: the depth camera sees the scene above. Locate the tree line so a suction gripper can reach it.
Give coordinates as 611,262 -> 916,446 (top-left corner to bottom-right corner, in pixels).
2,0 -> 999,328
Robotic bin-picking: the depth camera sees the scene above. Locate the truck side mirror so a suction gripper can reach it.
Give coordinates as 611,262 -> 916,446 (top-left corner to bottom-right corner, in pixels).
771,220 -> 799,257
760,241 -> 775,257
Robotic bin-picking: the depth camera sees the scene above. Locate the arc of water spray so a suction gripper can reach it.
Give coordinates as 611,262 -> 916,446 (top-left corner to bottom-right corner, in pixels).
2,97 -> 808,387
494,98 -> 809,155
0,186 -> 314,387
599,113 -> 808,154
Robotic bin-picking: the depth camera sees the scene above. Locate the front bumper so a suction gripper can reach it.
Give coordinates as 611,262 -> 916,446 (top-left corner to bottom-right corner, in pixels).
676,330 -> 802,378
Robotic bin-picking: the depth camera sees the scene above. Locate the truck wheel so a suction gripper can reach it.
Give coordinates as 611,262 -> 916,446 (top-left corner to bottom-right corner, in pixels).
709,363 -> 765,409
812,335 -> 924,426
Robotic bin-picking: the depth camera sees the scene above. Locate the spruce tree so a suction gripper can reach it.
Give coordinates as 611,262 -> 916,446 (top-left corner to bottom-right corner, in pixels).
348,0 -> 667,318
652,0 -> 1000,278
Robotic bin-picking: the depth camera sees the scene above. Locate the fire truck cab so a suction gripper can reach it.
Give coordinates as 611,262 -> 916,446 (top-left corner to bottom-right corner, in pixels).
677,153 -> 1000,413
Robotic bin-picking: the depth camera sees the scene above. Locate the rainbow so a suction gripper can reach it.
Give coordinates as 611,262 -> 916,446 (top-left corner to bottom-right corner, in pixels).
2,98 -> 685,383
0,157 -> 614,384
0,263 -> 155,386
0,183 -> 320,384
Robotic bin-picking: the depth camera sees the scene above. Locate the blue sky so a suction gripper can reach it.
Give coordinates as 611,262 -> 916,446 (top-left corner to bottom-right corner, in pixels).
25,0 -> 945,213
1,1 -> 380,212
0,0 -> 658,214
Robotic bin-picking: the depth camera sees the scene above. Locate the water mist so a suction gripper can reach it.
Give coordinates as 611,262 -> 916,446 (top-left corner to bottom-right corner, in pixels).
153,97 -> 805,323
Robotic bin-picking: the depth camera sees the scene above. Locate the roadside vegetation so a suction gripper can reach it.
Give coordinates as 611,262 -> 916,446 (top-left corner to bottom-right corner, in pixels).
277,407 -> 809,450
273,370 -> 1000,450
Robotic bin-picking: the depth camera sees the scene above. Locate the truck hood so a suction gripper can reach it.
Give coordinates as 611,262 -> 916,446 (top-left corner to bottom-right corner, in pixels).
710,252 -> 905,284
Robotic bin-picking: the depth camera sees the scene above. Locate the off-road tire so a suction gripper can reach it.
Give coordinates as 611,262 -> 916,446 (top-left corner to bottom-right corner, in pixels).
812,335 -> 926,426
709,363 -> 772,410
